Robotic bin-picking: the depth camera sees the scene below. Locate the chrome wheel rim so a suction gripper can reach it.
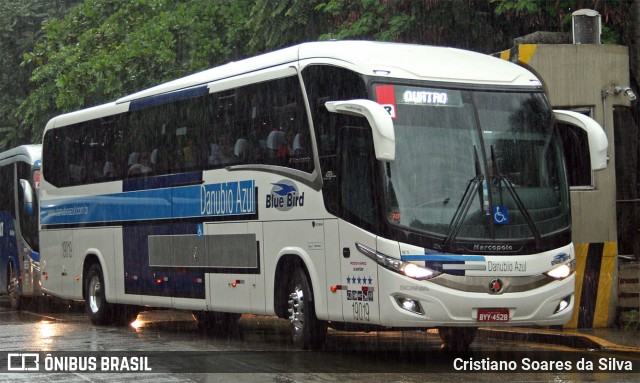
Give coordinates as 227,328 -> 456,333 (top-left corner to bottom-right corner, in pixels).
288,284 -> 305,339
88,275 -> 102,314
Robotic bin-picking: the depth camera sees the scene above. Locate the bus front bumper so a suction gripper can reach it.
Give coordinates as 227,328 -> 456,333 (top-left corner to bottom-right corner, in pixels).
377,266 -> 575,328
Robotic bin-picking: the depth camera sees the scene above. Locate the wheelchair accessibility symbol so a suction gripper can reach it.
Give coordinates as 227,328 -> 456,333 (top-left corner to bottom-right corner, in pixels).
492,206 -> 509,225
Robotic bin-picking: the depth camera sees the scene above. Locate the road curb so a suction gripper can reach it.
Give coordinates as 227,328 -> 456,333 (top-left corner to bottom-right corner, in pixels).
477,328 -> 640,353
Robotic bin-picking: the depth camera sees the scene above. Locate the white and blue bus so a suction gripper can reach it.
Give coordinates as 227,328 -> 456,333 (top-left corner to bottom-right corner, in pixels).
0,144 -> 41,310
39,41 -> 608,350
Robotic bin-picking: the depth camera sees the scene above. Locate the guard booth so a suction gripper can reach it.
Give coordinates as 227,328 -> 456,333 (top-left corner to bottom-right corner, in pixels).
495,10 -> 638,328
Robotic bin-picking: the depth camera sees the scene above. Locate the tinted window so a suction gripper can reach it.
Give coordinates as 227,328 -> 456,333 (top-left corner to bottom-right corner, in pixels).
43,76 -> 312,187
302,65 -> 368,217
17,162 -> 38,251
558,122 -> 592,187
0,165 -> 15,215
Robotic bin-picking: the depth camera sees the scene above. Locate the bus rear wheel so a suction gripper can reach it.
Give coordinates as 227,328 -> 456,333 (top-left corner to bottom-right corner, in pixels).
113,305 -> 141,326
287,268 -> 326,350
438,327 -> 477,351
85,263 -> 112,325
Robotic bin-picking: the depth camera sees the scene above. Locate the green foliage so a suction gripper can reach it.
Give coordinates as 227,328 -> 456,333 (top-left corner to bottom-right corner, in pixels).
1,0 -> 636,147
316,0 -> 404,41
0,0 -> 77,150
490,0 -> 633,35
491,0 -> 540,14
316,0 -> 393,40
19,0 -> 253,140
624,310 -> 640,331
315,0 -> 516,52
245,0 -> 326,54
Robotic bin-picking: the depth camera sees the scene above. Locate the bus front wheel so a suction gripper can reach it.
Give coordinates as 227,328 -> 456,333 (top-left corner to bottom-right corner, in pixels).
287,268 -> 327,350
438,326 -> 477,351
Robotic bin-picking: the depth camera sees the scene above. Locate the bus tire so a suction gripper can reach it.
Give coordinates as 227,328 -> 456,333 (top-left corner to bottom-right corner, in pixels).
193,311 -> 242,337
438,327 -> 477,351
7,262 -> 21,311
287,267 -> 327,350
85,263 -> 112,325
113,304 -> 140,326
193,311 -> 241,328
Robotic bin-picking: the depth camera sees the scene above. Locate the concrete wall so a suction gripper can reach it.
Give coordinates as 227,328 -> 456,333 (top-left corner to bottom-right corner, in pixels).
496,44 -> 631,327
527,44 -> 629,245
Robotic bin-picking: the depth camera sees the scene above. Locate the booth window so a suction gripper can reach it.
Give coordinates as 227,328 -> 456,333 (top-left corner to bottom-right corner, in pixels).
556,107 -> 593,189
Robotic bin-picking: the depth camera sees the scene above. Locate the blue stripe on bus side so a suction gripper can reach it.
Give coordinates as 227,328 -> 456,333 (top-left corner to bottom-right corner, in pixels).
40,179 -> 256,226
401,255 -> 486,262
41,188 -> 173,225
401,254 -> 486,276
129,85 -> 209,111
122,172 -> 202,192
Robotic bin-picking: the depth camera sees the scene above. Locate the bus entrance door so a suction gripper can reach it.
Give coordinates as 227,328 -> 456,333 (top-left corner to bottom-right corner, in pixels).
339,221 -> 380,326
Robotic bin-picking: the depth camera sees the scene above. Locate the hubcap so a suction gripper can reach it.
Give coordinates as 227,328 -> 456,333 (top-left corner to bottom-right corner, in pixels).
288,284 -> 305,337
88,275 -> 102,314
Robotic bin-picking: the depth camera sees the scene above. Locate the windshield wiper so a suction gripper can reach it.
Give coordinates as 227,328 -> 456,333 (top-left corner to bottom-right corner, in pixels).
442,176 -> 482,250
490,145 -> 541,245
442,146 -> 483,250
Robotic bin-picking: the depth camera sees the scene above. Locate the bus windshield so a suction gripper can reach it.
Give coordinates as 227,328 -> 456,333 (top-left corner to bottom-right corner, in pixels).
18,166 -> 39,252
375,84 -> 569,246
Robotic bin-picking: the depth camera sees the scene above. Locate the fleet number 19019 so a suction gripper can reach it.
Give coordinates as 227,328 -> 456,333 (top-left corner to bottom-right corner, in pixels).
352,302 -> 370,321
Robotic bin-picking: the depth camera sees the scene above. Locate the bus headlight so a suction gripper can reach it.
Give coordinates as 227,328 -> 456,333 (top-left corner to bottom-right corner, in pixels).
545,260 -> 576,280
355,243 -> 440,280
402,263 -> 436,279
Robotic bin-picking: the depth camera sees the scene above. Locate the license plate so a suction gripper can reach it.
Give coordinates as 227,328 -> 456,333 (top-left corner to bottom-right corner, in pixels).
477,308 -> 510,322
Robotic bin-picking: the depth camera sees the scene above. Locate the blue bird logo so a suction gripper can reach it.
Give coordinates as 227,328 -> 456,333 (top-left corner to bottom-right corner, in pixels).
271,183 -> 296,196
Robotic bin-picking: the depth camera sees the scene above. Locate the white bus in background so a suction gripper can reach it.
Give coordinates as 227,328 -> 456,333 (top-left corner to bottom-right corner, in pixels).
38,41 -> 608,350
0,144 -> 41,309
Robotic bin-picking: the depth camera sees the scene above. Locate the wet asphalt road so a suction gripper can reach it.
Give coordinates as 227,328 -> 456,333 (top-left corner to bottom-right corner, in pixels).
0,296 -> 638,382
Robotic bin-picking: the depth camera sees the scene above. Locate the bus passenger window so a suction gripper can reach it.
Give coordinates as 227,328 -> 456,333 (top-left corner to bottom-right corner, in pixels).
128,151 -> 154,176
209,134 -> 233,166
234,138 -> 248,163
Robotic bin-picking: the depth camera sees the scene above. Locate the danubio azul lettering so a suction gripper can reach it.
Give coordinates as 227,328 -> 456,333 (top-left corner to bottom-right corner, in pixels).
487,260 -> 527,272
200,180 -> 255,216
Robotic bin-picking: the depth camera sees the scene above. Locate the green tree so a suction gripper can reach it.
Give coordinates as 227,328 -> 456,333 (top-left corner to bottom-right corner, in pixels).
315,0 -> 523,52
15,0 -> 639,146
19,0 -> 253,140
490,0 -> 632,44
315,0 -> 635,50
245,0 -> 328,55
0,0 -> 77,150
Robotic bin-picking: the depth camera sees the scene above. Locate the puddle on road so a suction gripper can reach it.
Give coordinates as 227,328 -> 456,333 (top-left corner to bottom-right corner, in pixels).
0,296 -> 85,324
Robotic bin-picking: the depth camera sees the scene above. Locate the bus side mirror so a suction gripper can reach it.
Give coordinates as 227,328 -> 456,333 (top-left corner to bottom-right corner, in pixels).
19,179 -> 34,216
553,110 -> 608,171
325,99 -> 395,161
